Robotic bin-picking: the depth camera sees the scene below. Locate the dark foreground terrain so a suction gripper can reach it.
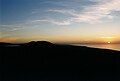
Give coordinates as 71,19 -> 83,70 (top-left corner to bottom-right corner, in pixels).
1,41 -> 120,81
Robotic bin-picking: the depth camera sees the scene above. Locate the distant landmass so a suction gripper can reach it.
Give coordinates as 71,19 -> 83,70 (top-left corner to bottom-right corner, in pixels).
1,41 -> 120,81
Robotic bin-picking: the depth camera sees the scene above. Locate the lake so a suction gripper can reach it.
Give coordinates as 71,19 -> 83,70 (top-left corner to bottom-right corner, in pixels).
72,44 -> 120,51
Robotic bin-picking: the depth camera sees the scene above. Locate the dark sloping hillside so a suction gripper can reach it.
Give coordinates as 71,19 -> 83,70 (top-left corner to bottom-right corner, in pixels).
1,41 -> 120,81
0,42 -> 13,46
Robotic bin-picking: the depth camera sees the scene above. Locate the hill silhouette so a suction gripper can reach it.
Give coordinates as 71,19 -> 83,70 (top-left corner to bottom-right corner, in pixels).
1,41 -> 120,81
0,42 -> 13,46
24,41 -> 54,47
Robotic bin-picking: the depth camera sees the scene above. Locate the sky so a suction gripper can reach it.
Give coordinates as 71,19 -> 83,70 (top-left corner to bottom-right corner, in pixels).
0,0 -> 120,43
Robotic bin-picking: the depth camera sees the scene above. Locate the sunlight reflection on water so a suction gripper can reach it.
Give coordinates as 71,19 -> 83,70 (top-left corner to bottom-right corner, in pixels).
72,44 -> 120,51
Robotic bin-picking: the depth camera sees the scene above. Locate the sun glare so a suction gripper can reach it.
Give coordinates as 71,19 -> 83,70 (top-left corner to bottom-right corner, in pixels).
101,37 -> 115,44
107,42 -> 111,44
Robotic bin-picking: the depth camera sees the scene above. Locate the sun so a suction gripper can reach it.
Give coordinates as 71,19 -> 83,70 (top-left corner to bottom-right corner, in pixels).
107,42 -> 111,44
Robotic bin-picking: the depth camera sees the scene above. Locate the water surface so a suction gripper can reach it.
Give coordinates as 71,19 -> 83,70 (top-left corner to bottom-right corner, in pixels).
72,44 -> 120,51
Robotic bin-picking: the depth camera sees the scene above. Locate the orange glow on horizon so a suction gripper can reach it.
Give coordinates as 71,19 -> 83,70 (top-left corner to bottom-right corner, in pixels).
0,35 -> 120,44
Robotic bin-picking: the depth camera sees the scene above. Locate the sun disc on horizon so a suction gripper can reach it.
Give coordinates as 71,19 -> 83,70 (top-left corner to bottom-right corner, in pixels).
107,42 -> 111,44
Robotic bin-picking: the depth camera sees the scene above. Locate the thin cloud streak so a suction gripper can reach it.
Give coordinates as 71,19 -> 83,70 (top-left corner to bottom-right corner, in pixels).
33,0 -> 120,25
4,0 -> 119,26
1,0 -> 120,28
72,0 -> 120,23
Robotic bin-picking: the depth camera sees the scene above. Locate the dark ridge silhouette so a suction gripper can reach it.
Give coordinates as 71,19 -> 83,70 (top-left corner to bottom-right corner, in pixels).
25,41 -> 54,46
0,42 -> 13,46
1,41 -> 120,81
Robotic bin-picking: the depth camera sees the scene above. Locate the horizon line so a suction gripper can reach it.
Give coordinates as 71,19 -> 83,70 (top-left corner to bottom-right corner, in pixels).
1,41 -> 120,44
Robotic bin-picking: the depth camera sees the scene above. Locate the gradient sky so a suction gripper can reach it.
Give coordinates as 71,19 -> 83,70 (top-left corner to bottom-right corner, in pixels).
1,0 -> 120,43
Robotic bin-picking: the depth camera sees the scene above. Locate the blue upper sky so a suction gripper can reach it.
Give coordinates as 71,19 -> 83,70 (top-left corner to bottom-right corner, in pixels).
1,0 -> 96,24
1,0 -> 120,43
